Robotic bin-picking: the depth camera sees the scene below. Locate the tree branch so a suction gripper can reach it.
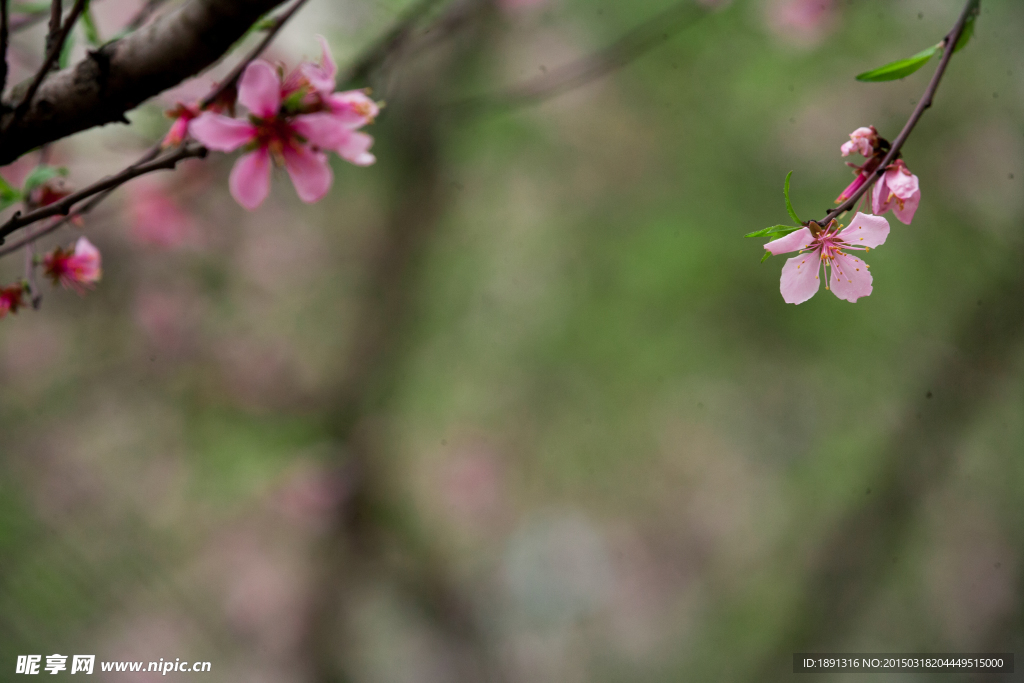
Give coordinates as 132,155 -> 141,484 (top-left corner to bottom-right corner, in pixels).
0,0 -> 289,165
45,0 -> 62,58
815,0 -> 979,226
0,143 -> 206,246
7,0 -> 86,128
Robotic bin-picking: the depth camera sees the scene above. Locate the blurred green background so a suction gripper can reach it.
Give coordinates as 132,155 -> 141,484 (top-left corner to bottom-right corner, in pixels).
1,0 -> 1023,680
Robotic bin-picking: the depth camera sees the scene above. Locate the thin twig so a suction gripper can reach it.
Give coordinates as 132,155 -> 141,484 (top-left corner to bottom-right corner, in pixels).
455,0 -> 706,115
7,0 -> 86,127
0,143 -> 205,246
0,0 -> 9,97
45,0 -> 62,58
199,0 -> 310,109
815,0 -> 980,226
0,144 -> 161,257
337,0 -> 446,86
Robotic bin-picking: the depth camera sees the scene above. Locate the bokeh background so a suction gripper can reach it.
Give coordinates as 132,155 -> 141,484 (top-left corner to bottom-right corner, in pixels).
1,0 -> 1023,680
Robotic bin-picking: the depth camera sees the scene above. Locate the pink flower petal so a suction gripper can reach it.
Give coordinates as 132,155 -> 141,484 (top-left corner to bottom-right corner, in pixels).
779,248 -> 822,304
282,145 -> 332,203
291,112 -> 350,150
871,174 -> 891,215
189,112 -> 256,151
887,168 -> 919,200
238,60 -> 281,118
229,148 -> 272,210
838,212 -> 889,248
828,251 -> 872,302
327,91 -> 379,129
836,172 -> 867,203
335,131 -> 375,166
764,227 -> 814,255
298,35 -> 338,95
892,190 -> 919,225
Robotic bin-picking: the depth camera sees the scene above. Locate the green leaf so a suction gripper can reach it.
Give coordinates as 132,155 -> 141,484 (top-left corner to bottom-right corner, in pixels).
760,251 -> 772,264
22,165 -> 68,194
783,171 -> 801,225
58,30 -> 76,69
855,44 -> 940,82
953,3 -> 980,53
745,225 -> 802,239
81,1 -> 102,46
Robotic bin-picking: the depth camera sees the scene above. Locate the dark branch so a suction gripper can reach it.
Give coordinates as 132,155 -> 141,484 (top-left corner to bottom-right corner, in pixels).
45,0 -> 62,58
0,0 -> 289,165
8,0 -> 86,128
337,0 -> 446,86
0,143 -> 206,245
815,0 -> 979,226
0,0 -> 9,96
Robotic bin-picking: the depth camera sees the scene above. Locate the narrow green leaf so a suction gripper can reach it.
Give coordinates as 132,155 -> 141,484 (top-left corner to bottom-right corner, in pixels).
81,1 -> 102,46
783,171 -> 801,225
855,44 -> 940,82
58,30 -> 76,69
745,225 -> 802,239
22,165 -> 67,194
760,251 -> 772,264
953,3 -> 979,53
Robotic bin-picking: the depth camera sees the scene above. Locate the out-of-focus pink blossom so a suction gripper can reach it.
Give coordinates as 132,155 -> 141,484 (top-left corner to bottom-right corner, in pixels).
127,182 -> 197,248
0,284 -> 25,319
767,0 -> 836,44
162,102 -> 201,147
872,159 -> 920,225
764,212 -> 889,304
43,237 -> 102,294
190,59 -> 372,209
841,126 -> 877,158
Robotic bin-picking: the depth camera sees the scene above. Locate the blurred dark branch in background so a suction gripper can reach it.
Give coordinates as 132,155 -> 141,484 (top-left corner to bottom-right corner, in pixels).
305,2 -> 507,681
0,0 -> 289,164
454,0 -> 708,115
754,246 -> 1024,680
337,0 -> 447,87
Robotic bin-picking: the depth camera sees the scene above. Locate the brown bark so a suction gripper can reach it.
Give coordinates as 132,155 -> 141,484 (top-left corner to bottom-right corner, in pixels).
0,0 -> 287,165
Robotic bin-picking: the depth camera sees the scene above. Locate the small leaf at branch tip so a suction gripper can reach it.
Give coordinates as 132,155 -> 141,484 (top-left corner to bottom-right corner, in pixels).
745,225 -> 801,238
855,44 -> 940,82
783,171 -> 801,225
761,251 -> 771,264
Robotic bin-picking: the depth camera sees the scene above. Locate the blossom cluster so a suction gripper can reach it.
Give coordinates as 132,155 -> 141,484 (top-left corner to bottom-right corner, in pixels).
761,126 -> 925,305
183,37 -> 379,210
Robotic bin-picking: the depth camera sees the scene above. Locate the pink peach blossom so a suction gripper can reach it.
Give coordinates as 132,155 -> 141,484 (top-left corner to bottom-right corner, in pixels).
872,159 -> 920,225
127,183 -> 197,248
764,212 -> 889,304
841,126 -> 877,158
44,237 -> 102,294
189,61 -> 358,209
0,284 -> 24,318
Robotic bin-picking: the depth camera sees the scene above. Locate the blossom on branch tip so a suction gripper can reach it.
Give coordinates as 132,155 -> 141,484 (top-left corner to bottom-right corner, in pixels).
764,212 -> 889,304
841,126 -> 878,158
872,159 -> 920,225
189,53 -> 377,210
0,284 -> 25,318
43,237 -> 102,294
